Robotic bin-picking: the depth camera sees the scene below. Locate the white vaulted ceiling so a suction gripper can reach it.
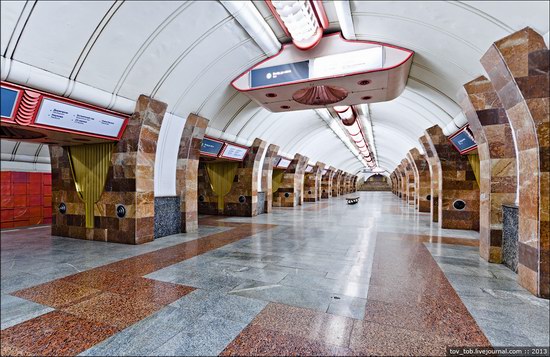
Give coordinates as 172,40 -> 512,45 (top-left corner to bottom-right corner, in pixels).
1,1 -> 548,196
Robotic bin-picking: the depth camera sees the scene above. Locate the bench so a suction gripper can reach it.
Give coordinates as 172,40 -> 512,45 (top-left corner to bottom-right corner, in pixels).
346,197 -> 360,205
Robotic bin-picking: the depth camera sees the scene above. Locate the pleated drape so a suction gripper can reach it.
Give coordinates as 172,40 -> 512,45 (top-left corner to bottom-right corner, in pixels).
68,143 -> 114,228
206,162 -> 239,212
467,153 -> 480,187
271,169 -> 285,193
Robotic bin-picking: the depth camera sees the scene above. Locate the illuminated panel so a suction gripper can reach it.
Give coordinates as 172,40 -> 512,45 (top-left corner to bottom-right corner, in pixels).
220,143 -> 249,161
305,165 -> 313,173
200,137 -> 224,157
311,47 -> 383,78
448,126 -> 477,154
35,98 -> 126,138
0,86 -> 21,121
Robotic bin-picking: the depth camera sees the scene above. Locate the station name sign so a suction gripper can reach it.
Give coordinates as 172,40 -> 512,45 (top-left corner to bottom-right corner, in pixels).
199,136 -> 249,161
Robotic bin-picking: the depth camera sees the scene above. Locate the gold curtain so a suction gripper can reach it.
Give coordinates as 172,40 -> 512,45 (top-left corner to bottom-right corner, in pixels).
272,169 -> 284,193
468,153 -> 480,187
68,143 -> 114,228
206,162 -> 239,211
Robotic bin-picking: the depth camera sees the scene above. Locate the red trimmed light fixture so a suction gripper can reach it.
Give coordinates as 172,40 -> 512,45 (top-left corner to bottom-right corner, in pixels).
334,105 -> 377,168
267,0 -> 329,50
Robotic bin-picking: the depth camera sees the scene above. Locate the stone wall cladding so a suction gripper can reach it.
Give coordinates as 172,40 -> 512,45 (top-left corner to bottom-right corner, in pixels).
408,148 -> 431,212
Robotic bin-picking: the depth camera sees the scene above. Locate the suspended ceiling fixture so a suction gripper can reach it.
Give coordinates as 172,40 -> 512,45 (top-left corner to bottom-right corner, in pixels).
231,33 -> 414,112
333,105 -> 376,168
266,0 -> 329,50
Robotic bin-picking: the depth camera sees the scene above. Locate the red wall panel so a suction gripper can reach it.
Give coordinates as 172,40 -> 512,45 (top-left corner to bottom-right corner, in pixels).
0,171 -> 52,229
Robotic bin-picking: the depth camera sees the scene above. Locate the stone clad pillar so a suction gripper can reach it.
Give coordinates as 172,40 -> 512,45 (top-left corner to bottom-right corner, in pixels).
424,125 -> 480,231
390,171 -> 399,196
304,162 -> 325,202
176,114 -> 208,233
333,170 -> 342,197
273,153 -> 309,207
321,166 -> 334,199
261,144 -> 279,213
458,76 -> 517,264
480,27 -> 549,297
223,138 -> 268,216
396,163 -> 407,201
51,95 -> 166,244
402,158 -> 416,206
407,148 -> 431,212
420,134 -> 441,222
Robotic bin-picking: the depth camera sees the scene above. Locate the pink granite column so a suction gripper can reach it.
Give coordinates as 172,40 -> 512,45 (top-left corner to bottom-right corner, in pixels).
480,27 -> 549,297
402,158 -> 416,206
51,95 -> 166,244
334,170 -> 343,197
420,134 -> 441,223
304,162 -> 325,202
459,76 -> 517,263
396,163 -> 407,201
261,144 -> 279,213
424,125 -> 480,231
273,153 -> 309,207
177,114 -> 208,233
321,166 -> 334,199
407,148 -> 431,212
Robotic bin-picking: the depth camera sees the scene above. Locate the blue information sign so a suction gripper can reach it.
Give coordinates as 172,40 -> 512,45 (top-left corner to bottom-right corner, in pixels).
1,86 -> 20,119
251,61 -> 309,88
200,138 -> 224,156
450,129 -> 477,154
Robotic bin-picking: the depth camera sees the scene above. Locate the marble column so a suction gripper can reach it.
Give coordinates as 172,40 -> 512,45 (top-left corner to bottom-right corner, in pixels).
273,153 -> 309,207
304,162 -> 325,202
424,125 -> 480,231
261,144 -> 279,213
223,138 -> 268,216
407,148 -> 431,212
420,134 -> 441,223
315,162 -> 326,200
176,114 -> 208,233
321,166 -> 334,199
396,163 -> 407,201
51,95 -> 166,244
390,171 -> 399,196
480,27 -> 549,297
331,170 -> 341,197
402,158 -> 416,206
459,76 -> 517,263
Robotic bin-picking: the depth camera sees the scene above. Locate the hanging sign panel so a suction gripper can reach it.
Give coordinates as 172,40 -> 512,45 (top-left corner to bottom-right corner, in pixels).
220,144 -> 248,161
251,60 -> 310,88
305,165 -> 314,173
277,158 -> 292,169
200,137 -> 224,157
0,86 -> 22,120
35,98 -> 126,138
449,126 -> 477,154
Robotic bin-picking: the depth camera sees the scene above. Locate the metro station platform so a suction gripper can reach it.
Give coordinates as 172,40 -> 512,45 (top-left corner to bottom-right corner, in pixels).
1,192 -> 548,356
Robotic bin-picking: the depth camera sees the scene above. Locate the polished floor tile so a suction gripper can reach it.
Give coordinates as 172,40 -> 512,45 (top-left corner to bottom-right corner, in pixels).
1,192 -> 548,356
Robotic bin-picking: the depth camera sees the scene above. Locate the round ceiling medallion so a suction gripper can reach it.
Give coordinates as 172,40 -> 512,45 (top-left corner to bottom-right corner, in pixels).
292,85 -> 348,106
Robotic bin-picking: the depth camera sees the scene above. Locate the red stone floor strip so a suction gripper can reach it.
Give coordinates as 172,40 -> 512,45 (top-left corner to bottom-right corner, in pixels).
222,233 -> 491,356
1,218 -> 276,357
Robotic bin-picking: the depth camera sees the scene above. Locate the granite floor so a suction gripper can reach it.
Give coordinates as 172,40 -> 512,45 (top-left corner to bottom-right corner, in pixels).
1,192 -> 548,356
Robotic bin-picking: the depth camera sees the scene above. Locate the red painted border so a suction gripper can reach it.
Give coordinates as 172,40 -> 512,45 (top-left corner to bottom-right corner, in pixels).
219,142 -> 250,161
199,136 -> 225,157
447,125 -> 478,154
0,83 -> 23,122
231,32 -> 414,92
0,81 -> 129,141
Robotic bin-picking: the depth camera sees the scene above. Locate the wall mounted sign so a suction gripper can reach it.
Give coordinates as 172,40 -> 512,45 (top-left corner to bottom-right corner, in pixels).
305,165 -> 314,173
200,137 -> 224,157
220,143 -> 248,161
449,126 -> 477,154
250,60 -> 309,88
35,98 -> 126,138
0,86 -> 22,120
277,158 -> 292,169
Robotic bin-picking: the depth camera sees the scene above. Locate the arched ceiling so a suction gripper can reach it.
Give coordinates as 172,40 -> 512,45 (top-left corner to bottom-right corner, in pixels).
1,1 -> 548,195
